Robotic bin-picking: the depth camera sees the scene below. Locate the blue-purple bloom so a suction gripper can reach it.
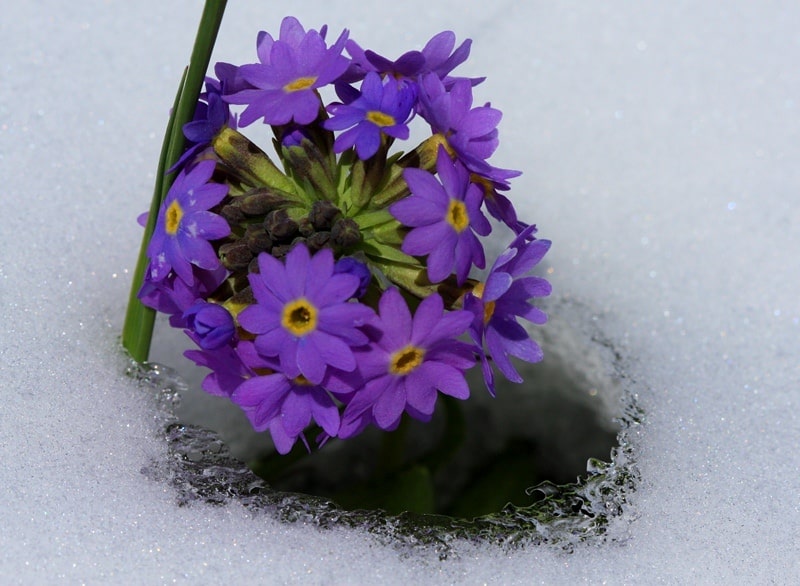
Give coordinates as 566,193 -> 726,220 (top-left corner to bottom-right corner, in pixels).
224,17 -> 350,126
417,74 -> 504,176
170,76 -> 237,173
391,146 -> 491,284
183,301 -> 236,350
184,340 -> 254,398
323,72 -> 415,159
238,244 -> 374,385
472,169 -> 528,235
138,264 -> 227,328
230,345 -> 360,454
146,160 -> 230,286
334,257 -> 371,298
340,30 -> 479,88
339,288 -> 475,438
464,225 -> 552,395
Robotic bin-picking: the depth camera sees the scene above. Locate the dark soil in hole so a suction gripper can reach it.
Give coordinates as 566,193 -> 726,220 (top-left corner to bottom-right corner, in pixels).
246,353 -> 620,518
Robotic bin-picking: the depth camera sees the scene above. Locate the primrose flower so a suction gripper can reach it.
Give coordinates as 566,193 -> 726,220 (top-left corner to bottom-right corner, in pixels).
391,146 -> 491,284
146,160 -> 230,286
334,257 -> 371,298
224,16 -> 350,126
465,225 -> 552,395
170,77 -> 237,173
341,30 -> 478,87
339,288 -> 475,438
472,169 -> 527,235
184,341 -> 254,398
417,74 -> 504,176
231,345 -> 360,454
324,72 -> 415,159
183,301 -> 236,350
138,264 -> 227,328
238,244 -> 374,385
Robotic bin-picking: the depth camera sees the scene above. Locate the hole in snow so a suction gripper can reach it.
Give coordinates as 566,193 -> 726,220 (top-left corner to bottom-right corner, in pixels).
138,298 -> 641,554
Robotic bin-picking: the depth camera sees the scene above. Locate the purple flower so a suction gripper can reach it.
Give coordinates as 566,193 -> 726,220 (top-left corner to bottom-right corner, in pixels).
238,244 -> 375,385
146,160 -> 230,286
183,301 -> 236,350
464,225 -> 552,395
138,264 -> 228,327
323,73 -> 415,159
224,17 -> 350,126
184,341 -> 255,398
339,288 -> 475,438
472,169 -> 528,235
231,347 -> 360,454
340,31 -> 479,87
390,146 -> 491,284
170,77 -> 238,173
417,73 -> 504,176
334,257 -> 371,298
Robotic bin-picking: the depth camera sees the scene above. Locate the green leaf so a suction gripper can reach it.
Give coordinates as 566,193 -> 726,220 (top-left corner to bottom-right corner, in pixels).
122,0 -> 228,363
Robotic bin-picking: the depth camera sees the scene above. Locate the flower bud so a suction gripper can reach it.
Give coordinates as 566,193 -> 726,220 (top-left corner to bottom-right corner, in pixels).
219,241 -> 254,270
183,302 -> 235,350
265,209 -> 299,241
309,200 -> 341,230
331,217 -> 361,248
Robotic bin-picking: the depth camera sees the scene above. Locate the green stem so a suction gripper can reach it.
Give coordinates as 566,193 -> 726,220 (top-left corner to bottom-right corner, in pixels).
122,0 -> 227,363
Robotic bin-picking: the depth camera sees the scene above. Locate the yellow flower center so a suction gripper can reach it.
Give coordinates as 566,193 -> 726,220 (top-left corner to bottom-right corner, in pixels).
389,345 -> 426,376
165,200 -> 183,235
446,199 -> 469,233
284,76 -> 317,92
471,282 -> 496,325
292,374 -> 313,386
366,110 -> 396,127
281,298 -> 318,337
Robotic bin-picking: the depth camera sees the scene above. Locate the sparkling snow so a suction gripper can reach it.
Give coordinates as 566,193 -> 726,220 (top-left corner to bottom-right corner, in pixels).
1,0 -> 799,583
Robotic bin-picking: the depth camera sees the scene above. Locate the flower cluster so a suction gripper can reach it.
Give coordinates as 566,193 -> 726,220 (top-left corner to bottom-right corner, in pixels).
138,17 -> 551,454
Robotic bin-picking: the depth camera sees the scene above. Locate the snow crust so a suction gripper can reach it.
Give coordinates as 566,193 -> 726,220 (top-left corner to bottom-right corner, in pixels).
1,0 -> 798,582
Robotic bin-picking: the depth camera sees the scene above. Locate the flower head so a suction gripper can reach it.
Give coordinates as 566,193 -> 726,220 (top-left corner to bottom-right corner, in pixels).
146,160 -> 230,286
238,244 -> 374,385
224,17 -> 350,126
465,225 -> 552,395
391,146 -> 491,284
339,288 -> 475,438
324,72 -> 415,159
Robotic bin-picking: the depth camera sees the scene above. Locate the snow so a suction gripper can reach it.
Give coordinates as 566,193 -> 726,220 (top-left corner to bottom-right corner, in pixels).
2,0 -> 799,583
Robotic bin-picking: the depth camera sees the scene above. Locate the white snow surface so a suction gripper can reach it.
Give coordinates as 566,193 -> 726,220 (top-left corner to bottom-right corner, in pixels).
2,0 -> 799,583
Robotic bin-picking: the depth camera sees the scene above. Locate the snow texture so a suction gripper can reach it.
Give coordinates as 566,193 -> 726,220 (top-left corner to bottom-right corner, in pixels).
1,0 -> 799,583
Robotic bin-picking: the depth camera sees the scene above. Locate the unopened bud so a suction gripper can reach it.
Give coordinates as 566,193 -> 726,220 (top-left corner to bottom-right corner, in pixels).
240,188 -> 291,216
307,231 -> 331,252
220,202 -> 246,225
243,225 -> 272,254
265,209 -> 299,241
331,218 -> 361,248
219,241 -> 253,270
309,200 -> 341,230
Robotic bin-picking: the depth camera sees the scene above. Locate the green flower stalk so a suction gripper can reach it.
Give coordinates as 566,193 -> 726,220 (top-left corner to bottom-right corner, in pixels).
122,0 -> 227,363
